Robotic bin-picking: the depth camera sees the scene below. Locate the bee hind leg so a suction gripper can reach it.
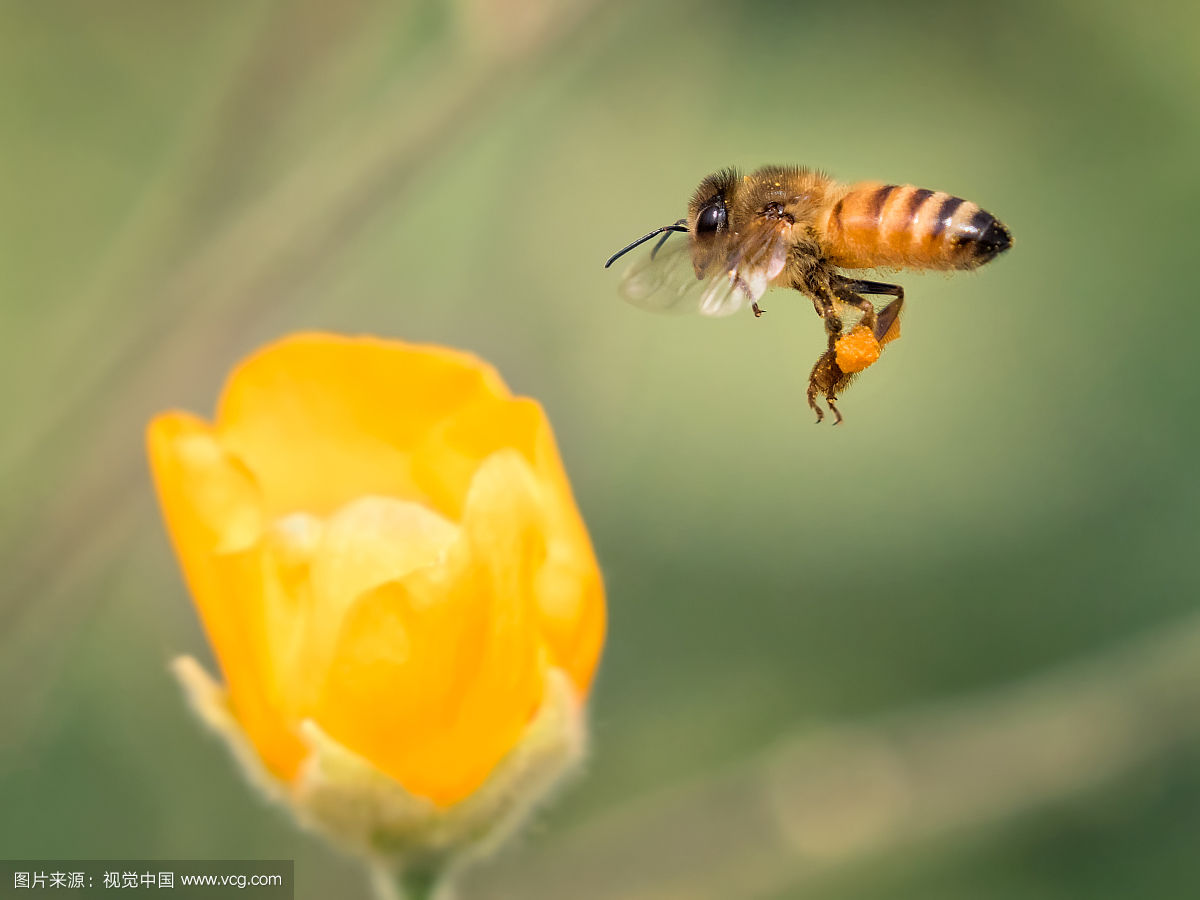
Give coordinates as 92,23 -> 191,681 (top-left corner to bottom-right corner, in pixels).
872,293 -> 904,345
807,342 -> 851,425
802,279 -> 904,425
806,379 -> 825,424
825,394 -> 844,426
833,277 -> 904,334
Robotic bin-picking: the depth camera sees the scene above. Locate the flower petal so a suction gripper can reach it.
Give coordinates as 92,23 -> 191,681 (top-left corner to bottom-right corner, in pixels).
409,396 -> 544,521
416,395 -> 605,692
290,668 -> 584,866
147,413 -> 305,779
263,497 -> 459,719
526,409 -> 606,695
215,334 -> 512,520
315,451 -> 550,807
147,412 -> 263,554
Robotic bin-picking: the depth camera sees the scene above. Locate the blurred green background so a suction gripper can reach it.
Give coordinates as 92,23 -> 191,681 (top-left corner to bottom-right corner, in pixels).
4,0 -> 1200,897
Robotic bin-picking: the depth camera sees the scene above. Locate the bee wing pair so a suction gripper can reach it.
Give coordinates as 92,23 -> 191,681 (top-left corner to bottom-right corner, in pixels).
618,220 -> 789,318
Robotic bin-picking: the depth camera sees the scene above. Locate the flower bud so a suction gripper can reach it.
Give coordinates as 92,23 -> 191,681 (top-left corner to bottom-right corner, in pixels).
148,334 -> 604,883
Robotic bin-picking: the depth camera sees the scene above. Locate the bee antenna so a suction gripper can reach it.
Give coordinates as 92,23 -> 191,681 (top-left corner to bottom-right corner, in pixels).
603,221 -> 688,268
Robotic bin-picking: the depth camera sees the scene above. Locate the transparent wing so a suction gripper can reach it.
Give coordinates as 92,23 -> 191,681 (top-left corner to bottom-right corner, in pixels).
616,223 -> 790,319
617,231 -> 716,314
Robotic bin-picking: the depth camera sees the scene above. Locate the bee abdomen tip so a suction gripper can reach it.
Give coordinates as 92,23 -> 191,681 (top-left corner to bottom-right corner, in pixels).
974,219 -> 1013,263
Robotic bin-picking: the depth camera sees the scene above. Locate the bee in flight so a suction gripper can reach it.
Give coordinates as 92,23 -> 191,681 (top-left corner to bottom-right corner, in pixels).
604,165 -> 1012,423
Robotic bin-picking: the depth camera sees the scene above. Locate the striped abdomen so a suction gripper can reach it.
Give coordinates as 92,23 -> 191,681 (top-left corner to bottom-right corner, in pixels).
819,182 -> 1012,271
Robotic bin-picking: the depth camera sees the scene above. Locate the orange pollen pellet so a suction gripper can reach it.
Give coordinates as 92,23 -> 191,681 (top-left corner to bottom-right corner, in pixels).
834,325 -> 881,373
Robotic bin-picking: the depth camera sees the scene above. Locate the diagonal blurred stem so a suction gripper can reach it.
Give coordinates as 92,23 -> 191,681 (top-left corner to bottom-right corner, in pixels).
471,611 -> 1200,899
0,1 -> 381,480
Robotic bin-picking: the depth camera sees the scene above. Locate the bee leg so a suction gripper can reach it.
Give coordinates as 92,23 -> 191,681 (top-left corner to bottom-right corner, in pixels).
826,394 -> 844,426
753,301 -> 766,318
806,378 -> 825,424
805,289 -> 841,332
807,339 -> 850,425
837,277 -> 904,300
834,290 -> 877,330
809,286 -> 906,425
834,278 -> 905,340
802,281 -> 902,424
872,292 -> 905,344
814,297 -> 842,338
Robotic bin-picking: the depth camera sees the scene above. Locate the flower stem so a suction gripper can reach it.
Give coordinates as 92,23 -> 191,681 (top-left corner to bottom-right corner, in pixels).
373,864 -> 447,900
399,867 -> 442,900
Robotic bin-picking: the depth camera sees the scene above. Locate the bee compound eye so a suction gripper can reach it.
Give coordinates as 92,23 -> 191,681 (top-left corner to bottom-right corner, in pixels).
696,203 -> 726,233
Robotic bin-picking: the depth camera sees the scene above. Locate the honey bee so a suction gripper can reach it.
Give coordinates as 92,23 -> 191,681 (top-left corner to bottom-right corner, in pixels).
604,165 -> 1012,423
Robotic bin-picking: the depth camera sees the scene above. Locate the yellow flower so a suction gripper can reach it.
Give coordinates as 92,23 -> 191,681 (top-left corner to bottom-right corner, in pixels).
147,333 -> 604,870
